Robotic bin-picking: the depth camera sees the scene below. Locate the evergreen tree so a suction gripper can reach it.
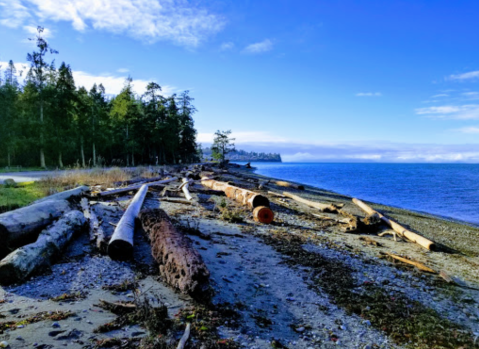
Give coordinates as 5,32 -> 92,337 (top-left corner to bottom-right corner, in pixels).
26,26 -> 58,168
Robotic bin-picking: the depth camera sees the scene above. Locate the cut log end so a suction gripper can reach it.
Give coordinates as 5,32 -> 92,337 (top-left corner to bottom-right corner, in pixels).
250,195 -> 270,209
107,240 -> 134,261
253,206 -> 274,224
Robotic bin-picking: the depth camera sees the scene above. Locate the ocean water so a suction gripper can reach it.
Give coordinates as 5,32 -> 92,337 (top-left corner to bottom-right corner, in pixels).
244,162 -> 479,225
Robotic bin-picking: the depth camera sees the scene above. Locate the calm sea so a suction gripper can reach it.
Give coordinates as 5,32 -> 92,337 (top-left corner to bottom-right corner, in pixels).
243,162 -> 479,225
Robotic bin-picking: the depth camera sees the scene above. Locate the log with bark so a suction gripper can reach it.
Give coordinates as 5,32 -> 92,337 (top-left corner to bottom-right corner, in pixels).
352,198 -> 436,250
108,185 -> 149,261
0,199 -> 72,257
0,211 -> 87,285
33,186 -> 90,204
80,198 -> 107,253
282,192 -> 344,213
139,208 -> 210,299
97,178 -> 177,197
201,179 -> 270,209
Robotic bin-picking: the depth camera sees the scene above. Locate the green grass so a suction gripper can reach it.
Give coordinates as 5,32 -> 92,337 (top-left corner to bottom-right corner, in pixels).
0,181 -> 47,213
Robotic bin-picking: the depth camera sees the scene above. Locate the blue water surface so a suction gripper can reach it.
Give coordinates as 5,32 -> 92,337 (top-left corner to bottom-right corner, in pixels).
241,162 -> 479,225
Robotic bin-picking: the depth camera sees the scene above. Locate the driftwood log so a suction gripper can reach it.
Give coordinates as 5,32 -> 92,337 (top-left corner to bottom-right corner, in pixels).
180,178 -> 193,201
352,198 -> 435,250
80,198 -> 107,253
283,192 -> 343,213
139,208 -> 210,299
33,186 -> 89,204
108,185 -> 149,261
0,199 -> 71,257
97,178 -> 177,197
0,211 -> 86,285
253,206 -> 274,224
201,179 -> 270,209
273,180 -> 304,190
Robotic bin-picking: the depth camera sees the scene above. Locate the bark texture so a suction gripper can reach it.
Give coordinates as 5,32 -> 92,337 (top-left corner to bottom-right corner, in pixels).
140,208 -> 210,300
0,210 -> 86,285
201,179 -> 270,209
0,199 -> 71,257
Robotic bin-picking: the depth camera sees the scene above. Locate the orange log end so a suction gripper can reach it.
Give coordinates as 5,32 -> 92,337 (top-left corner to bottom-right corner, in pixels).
253,206 -> 274,224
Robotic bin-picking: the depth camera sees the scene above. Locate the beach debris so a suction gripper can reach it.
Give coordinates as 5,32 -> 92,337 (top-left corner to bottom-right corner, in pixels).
96,299 -> 137,315
80,198 -> 107,253
273,180 -> 305,190
268,191 -> 286,198
96,177 -> 177,197
352,198 -> 436,250
180,178 -> 194,201
283,192 -> 344,213
359,236 -> 383,247
383,252 -> 436,273
253,206 -> 275,224
160,198 -> 194,205
108,184 -> 149,261
201,178 -> 270,209
176,323 -> 191,349
0,211 -> 87,285
139,208 -> 210,299
0,199 -> 72,257
33,185 -> 89,204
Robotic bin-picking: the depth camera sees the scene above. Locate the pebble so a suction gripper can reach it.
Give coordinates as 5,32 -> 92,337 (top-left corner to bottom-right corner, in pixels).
52,322 -> 60,328
0,342 -> 8,348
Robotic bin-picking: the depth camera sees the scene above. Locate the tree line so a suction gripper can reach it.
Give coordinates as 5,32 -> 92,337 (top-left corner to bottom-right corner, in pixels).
0,27 -> 200,169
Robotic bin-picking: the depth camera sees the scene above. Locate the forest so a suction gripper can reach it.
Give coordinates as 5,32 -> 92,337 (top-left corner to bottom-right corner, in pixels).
0,27 -> 200,169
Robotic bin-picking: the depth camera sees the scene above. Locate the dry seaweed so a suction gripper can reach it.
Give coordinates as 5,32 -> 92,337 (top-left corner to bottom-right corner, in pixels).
261,231 -> 479,349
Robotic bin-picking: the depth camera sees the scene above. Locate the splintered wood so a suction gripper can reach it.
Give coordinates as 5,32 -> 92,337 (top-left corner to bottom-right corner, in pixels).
139,208 -> 210,300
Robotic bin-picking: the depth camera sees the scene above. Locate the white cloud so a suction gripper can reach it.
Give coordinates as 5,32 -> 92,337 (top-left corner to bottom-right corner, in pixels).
117,68 -> 129,73
243,39 -> 273,54
431,93 -> 448,98
356,92 -> 382,97
456,126 -> 479,134
449,71 -> 479,81
0,0 -> 30,28
220,42 -> 234,51
0,0 -> 224,47
415,104 -> 479,119
0,61 -> 176,96
23,24 -> 53,38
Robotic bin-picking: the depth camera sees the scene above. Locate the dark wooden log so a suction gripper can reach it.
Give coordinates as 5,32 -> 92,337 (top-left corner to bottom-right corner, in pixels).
108,185 -> 149,261
0,200 -> 71,257
139,208 -> 210,300
253,206 -> 274,224
80,198 -> 107,253
0,211 -> 86,285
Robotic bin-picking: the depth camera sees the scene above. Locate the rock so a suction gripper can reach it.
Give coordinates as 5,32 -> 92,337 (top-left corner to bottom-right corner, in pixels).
0,341 -> 8,348
52,322 -> 60,328
3,178 -> 17,188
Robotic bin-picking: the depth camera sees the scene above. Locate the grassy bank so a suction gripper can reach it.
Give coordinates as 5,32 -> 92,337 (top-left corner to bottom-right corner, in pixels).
0,181 -> 46,213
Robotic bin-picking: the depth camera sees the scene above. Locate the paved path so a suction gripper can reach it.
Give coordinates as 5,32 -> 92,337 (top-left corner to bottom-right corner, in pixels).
0,170 -> 64,184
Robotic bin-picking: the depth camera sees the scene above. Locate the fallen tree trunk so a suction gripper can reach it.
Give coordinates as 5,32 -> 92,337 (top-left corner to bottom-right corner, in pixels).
97,178 -> 177,197
180,178 -> 193,201
114,175 -> 164,187
274,180 -> 304,190
33,186 -> 90,204
201,179 -> 270,209
139,208 -> 210,300
283,192 -> 343,213
108,185 -> 149,261
0,211 -> 86,285
160,198 -> 194,205
80,198 -> 107,253
352,198 -> 436,250
0,200 -> 71,256
253,206 -> 274,224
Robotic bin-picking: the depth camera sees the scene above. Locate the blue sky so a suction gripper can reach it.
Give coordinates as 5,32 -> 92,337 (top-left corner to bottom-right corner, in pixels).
1,0 -> 479,162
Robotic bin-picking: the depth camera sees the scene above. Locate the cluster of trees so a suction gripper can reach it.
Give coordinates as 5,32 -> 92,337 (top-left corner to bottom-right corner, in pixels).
0,27 -> 200,168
